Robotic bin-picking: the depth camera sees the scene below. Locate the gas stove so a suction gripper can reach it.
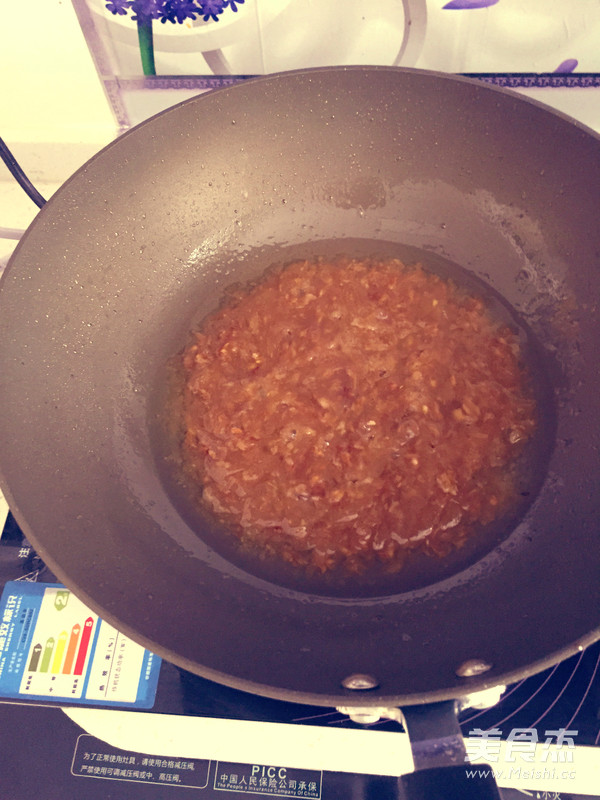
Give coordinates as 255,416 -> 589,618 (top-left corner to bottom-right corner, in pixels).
1,63 -> 600,798
1,481 -> 599,799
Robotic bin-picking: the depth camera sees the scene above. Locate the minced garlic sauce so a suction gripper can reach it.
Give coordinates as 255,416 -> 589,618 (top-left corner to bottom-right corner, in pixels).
180,257 -> 536,574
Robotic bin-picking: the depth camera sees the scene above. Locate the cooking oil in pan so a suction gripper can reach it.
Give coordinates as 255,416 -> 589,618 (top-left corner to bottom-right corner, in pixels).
150,239 -> 556,599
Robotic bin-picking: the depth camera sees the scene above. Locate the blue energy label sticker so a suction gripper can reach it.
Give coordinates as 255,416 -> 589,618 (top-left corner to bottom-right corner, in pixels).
0,581 -> 160,707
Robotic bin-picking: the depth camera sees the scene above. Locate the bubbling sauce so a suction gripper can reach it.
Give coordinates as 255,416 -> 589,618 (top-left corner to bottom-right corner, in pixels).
180,257 -> 536,574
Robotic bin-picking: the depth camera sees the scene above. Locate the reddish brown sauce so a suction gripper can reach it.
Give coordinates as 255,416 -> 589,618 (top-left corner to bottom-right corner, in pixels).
180,257 -> 536,574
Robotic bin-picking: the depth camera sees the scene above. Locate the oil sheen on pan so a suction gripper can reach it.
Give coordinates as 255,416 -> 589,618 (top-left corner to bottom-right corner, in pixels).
174,255 -> 540,585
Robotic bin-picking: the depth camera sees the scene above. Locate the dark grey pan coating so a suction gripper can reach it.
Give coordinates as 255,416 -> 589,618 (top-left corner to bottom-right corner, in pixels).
0,67 -> 598,709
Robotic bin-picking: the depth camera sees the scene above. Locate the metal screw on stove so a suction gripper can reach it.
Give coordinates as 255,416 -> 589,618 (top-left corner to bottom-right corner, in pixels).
337,705 -> 404,725
455,658 -> 493,678
457,684 -> 506,712
341,673 -> 380,691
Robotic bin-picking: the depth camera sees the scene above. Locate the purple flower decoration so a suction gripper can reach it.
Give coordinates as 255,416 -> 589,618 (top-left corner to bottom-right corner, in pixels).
443,0 -> 499,8
104,0 -> 242,77
105,0 -> 131,13
158,0 -> 198,23
129,0 -> 162,20
106,0 -> 238,23
198,0 -> 227,22
554,58 -> 578,74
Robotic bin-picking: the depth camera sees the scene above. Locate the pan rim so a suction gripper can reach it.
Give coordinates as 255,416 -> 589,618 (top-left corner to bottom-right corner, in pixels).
2,65 -> 600,294
1,64 -> 599,707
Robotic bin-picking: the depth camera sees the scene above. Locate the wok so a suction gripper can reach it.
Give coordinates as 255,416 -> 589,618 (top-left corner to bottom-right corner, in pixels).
0,67 -> 599,795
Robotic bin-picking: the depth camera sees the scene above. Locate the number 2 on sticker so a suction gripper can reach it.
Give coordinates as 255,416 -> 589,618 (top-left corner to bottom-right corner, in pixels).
54,590 -> 70,611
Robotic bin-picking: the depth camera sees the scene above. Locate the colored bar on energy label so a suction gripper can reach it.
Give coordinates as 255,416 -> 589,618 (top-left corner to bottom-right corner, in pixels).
62,623 -> 81,674
39,637 -> 55,673
28,643 -> 42,672
74,617 -> 94,675
51,631 -> 68,673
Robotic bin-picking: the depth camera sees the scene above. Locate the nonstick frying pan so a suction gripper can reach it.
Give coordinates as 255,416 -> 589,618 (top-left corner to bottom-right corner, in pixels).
0,67 -> 599,795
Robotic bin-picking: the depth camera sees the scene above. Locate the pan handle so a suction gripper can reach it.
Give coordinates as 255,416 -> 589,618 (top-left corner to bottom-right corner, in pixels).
398,700 -> 501,800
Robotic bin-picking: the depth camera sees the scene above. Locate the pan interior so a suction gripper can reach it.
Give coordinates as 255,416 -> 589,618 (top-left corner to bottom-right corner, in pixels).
1,67 -> 598,704
149,238 -> 556,599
